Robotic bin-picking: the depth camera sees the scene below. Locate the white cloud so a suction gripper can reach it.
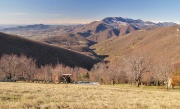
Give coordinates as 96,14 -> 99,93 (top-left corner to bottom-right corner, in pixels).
150,20 -> 179,24
60,19 -> 92,24
0,17 -> 96,25
6,13 -> 29,15
1,13 -> 63,16
0,13 -> 29,17
40,13 -> 63,16
0,12 -> 98,25
42,19 -> 95,24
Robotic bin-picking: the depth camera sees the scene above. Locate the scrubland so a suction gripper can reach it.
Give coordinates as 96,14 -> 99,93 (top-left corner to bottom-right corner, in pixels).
1,83 -> 180,109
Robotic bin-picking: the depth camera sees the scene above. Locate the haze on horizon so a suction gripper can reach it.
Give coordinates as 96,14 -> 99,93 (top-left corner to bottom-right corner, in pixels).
0,0 -> 180,25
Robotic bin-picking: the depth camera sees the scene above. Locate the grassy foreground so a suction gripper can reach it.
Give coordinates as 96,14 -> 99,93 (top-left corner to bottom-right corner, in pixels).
0,83 -> 180,109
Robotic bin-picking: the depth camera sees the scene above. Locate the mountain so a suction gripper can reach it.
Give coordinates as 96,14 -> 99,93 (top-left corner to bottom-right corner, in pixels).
91,25 -> 180,63
0,32 -> 99,70
102,17 -> 177,29
156,22 -> 177,27
73,17 -> 177,42
0,25 -> 17,30
0,17 -> 176,44
73,20 -> 136,42
0,17 -> 177,46
1,24 -> 50,31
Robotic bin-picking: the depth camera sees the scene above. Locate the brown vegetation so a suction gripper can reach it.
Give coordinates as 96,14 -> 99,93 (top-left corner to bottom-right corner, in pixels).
168,76 -> 180,89
0,54 -> 91,82
0,55 -> 36,81
0,53 -> 176,88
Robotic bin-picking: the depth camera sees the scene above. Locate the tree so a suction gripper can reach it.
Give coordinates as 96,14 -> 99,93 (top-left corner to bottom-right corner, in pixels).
51,64 -> 64,83
0,54 -> 37,81
152,57 -> 173,90
108,60 -> 125,85
90,63 -> 108,84
123,50 -> 151,87
41,64 -> 53,82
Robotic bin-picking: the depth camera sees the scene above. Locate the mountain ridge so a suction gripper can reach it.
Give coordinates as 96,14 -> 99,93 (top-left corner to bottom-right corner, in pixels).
73,17 -> 177,42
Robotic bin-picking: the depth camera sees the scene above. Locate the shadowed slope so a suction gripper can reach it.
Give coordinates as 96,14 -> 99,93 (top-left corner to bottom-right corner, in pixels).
74,21 -> 136,42
0,32 -> 99,70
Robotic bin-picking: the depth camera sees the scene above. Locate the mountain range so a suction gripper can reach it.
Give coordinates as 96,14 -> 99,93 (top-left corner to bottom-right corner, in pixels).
0,17 -> 177,43
0,17 -> 179,69
72,17 -> 177,42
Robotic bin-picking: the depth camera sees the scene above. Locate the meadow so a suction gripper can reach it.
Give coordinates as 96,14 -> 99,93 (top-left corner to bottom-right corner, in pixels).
0,82 -> 180,109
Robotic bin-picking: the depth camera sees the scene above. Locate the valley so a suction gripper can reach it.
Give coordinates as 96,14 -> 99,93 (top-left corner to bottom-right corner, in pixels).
1,0 -> 180,109
1,0 -> 180,108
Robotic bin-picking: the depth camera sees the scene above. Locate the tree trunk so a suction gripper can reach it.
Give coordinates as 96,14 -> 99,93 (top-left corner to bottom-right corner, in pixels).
166,80 -> 169,90
136,79 -> 141,87
155,80 -> 159,86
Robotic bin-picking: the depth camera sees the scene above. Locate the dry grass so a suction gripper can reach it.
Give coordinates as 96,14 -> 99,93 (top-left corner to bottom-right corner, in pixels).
1,83 -> 180,109
91,25 -> 180,63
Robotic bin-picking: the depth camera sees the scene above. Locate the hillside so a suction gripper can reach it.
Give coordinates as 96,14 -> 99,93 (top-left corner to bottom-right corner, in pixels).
0,32 -> 99,70
91,25 -> 180,63
40,33 -> 99,58
41,33 -> 88,48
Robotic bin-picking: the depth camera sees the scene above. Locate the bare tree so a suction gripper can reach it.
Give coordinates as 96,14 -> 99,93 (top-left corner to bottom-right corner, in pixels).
72,67 -> 81,82
90,63 -> 108,84
152,57 -> 173,90
111,59 -> 127,84
123,51 -> 151,87
0,54 -> 37,81
41,64 -> 53,82
18,55 -> 37,81
51,64 -> 65,83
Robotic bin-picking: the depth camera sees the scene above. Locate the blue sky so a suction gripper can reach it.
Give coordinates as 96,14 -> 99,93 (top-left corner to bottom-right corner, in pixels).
0,0 -> 180,24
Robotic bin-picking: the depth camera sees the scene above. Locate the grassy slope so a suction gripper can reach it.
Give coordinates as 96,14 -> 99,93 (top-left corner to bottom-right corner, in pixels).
91,25 -> 180,63
0,32 -> 98,70
41,33 -> 88,46
1,82 -> 180,109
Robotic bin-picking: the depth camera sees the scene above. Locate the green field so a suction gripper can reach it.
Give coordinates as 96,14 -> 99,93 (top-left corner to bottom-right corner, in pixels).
0,82 -> 180,109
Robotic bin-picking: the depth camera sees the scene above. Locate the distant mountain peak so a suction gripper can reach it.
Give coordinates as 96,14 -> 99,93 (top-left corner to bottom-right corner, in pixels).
102,17 -> 177,29
24,24 -> 50,29
74,17 -> 178,42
